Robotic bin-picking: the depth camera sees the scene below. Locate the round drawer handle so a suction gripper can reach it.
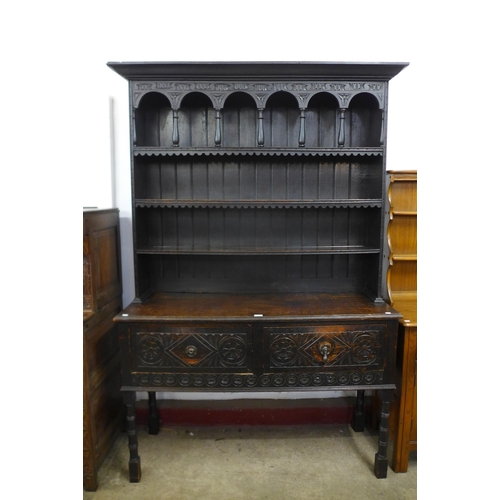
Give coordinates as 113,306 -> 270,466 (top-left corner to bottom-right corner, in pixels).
185,345 -> 198,358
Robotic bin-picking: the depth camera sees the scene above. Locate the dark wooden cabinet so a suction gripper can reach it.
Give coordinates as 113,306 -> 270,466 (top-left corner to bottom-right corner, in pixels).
108,61 -> 408,481
83,208 -> 123,491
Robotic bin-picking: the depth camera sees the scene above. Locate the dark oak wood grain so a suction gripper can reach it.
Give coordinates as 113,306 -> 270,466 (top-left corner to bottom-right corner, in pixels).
118,291 -> 399,322
83,209 -> 123,491
109,61 -> 408,481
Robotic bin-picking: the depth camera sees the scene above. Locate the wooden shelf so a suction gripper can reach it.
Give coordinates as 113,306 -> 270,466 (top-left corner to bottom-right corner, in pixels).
133,147 -> 384,157
391,254 -> 417,261
135,199 -> 383,209
391,211 -> 417,216
136,244 -> 381,255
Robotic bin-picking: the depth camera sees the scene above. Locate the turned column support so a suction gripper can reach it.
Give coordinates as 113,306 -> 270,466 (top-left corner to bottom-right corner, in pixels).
148,391 -> 160,435
124,391 -> 141,483
351,389 -> 365,432
298,108 -> 306,147
374,388 -> 392,479
172,109 -> 179,147
214,108 -> 222,146
379,109 -> 385,146
257,108 -> 264,146
338,108 -> 346,147
132,108 -> 137,146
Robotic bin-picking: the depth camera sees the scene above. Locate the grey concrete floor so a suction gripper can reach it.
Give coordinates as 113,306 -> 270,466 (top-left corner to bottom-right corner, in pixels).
84,424 -> 416,499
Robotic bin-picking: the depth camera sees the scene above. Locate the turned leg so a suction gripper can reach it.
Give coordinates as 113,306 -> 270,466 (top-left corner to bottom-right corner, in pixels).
148,391 -> 160,435
374,388 -> 391,478
124,391 -> 141,483
351,389 -> 365,432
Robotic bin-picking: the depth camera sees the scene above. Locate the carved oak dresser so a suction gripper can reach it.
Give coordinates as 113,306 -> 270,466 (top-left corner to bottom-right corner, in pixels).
108,61 -> 408,480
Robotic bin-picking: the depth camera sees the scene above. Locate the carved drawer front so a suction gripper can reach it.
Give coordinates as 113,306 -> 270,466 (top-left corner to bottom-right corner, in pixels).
130,325 -> 252,373
263,324 -> 386,387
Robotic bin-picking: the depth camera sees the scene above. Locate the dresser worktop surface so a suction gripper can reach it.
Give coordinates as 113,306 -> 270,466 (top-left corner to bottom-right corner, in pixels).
115,292 -> 401,323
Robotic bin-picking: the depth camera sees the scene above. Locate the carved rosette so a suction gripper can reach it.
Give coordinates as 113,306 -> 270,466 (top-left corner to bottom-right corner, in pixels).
137,336 -> 164,364
270,337 -> 298,366
219,337 -> 247,365
351,332 -> 380,364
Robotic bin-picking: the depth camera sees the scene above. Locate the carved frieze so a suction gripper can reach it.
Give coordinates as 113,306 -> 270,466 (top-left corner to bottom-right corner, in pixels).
129,370 -> 385,389
132,80 -> 386,110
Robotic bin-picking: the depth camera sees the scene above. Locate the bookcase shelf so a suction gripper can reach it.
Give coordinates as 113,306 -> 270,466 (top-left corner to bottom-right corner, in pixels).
136,244 -> 381,255
133,147 -> 384,157
135,199 -> 383,209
